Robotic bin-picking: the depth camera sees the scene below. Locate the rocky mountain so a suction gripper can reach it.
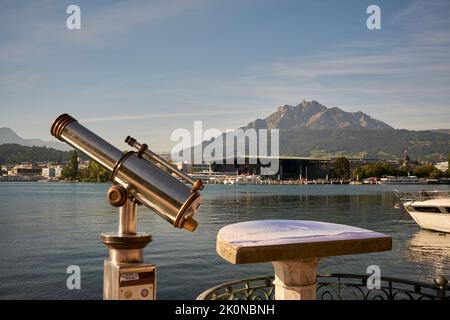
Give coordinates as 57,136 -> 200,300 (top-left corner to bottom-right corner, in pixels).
183,100 -> 449,162
243,100 -> 393,131
0,127 -> 70,151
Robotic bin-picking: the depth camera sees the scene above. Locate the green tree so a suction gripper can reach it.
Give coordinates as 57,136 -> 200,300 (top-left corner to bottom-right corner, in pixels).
70,151 -> 79,178
430,169 -> 443,179
61,166 -> 72,180
352,167 -> 363,180
61,150 -> 79,180
90,161 -> 109,182
352,163 -> 399,179
395,165 -> 409,176
413,164 -> 435,178
333,157 -> 350,179
79,160 -> 111,182
363,165 -> 384,178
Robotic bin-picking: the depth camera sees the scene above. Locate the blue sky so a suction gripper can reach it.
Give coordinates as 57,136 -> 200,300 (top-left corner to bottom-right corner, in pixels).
0,0 -> 449,151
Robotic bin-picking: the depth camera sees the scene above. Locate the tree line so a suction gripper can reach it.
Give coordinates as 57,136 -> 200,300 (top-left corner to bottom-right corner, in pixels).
332,155 -> 450,180
0,144 -> 71,164
60,151 -> 111,182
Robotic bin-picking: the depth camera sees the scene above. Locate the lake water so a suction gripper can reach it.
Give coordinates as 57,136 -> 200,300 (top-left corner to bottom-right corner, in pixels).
0,182 -> 449,299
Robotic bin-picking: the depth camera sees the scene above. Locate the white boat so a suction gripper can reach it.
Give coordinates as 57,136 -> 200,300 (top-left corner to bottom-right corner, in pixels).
380,176 -> 425,184
395,190 -> 450,233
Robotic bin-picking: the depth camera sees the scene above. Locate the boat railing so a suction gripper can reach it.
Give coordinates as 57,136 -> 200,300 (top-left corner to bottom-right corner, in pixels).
394,189 -> 450,203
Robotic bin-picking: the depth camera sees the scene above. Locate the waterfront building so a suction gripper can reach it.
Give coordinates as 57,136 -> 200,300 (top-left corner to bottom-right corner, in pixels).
435,161 -> 449,172
211,155 -> 331,180
42,167 -> 56,178
17,168 -> 42,177
5,164 -> 43,178
54,165 -> 63,178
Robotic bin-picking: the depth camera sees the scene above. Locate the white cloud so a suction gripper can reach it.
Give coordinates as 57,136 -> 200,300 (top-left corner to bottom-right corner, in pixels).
81,107 -> 260,123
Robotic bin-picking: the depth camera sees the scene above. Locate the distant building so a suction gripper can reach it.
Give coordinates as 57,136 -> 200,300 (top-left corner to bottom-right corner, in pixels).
211,155 -> 330,180
193,163 -> 212,172
78,160 -> 90,170
1,165 -> 9,176
435,162 -> 449,172
54,165 -> 63,178
176,162 -> 211,174
8,164 -> 42,177
42,165 -> 64,178
42,167 -> 56,178
17,168 -> 42,177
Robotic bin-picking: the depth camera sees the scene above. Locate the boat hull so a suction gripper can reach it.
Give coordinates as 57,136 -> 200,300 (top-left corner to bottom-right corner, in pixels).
406,210 -> 450,233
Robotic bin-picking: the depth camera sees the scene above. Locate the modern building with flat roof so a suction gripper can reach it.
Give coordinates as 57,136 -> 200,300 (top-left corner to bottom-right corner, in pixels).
210,155 -> 404,180
211,155 -> 331,180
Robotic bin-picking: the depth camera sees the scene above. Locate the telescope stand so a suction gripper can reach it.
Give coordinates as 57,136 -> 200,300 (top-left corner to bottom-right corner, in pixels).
50,115 -> 203,300
102,192 -> 156,300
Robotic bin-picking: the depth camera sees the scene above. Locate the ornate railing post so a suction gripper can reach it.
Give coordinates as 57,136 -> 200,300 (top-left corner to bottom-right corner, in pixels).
434,275 -> 448,300
388,280 -> 393,300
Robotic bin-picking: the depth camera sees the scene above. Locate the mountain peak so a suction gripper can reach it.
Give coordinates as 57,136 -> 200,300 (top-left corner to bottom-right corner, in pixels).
299,99 -> 320,107
0,127 -> 70,150
0,127 -> 27,143
276,104 -> 295,113
245,100 -> 393,131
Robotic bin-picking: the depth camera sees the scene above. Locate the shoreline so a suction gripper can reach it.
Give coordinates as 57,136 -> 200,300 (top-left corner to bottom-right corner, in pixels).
1,180 -> 449,185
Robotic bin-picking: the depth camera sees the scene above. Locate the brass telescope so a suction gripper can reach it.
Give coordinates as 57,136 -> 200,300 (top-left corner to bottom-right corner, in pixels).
51,114 -> 203,232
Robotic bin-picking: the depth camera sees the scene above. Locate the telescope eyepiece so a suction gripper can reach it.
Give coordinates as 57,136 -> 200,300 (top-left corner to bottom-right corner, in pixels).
50,114 -> 77,141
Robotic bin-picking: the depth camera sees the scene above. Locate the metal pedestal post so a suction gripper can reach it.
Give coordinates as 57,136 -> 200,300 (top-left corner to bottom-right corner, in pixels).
102,198 -> 155,300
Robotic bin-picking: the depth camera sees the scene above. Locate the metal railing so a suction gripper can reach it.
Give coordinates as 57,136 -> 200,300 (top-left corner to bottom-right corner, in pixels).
394,189 -> 450,203
197,274 -> 449,300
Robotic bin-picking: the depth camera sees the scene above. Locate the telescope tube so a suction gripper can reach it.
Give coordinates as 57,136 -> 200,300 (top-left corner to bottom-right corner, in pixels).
51,114 -> 201,231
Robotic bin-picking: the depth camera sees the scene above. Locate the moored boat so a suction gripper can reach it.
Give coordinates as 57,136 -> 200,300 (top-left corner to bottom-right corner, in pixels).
394,190 -> 450,233
381,176 -> 426,184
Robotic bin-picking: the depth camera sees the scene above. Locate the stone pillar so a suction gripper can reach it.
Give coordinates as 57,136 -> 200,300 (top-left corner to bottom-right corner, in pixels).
272,258 -> 320,300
